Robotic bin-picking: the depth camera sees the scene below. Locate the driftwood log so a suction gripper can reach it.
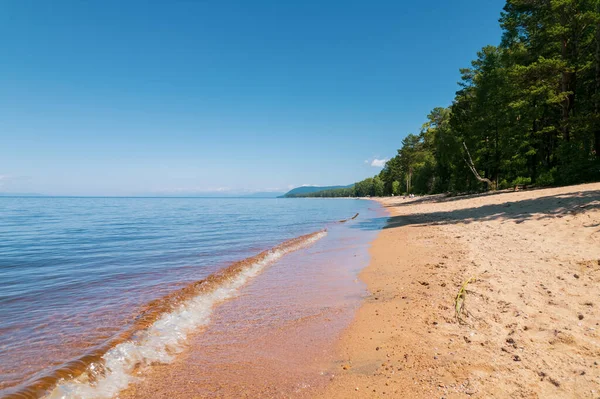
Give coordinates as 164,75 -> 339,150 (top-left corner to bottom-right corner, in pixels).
462,142 -> 495,190
339,213 -> 359,223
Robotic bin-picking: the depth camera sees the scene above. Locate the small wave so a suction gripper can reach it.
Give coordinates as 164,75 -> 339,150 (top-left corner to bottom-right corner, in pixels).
5,230 -> 327,399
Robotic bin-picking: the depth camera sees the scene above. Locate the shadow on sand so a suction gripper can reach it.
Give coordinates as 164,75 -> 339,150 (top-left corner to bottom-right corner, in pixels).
351,189 -> 600,231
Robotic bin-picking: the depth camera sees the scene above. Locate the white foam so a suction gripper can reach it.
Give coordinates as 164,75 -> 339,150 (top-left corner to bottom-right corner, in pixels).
46,231 -> 326,399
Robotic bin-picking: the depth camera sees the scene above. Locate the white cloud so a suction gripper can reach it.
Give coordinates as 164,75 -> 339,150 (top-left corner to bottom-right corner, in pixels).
370,158 -> 388,168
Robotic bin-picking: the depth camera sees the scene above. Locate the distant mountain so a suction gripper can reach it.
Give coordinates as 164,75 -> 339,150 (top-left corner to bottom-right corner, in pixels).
280,185 -> 353,198
134,191 -> 286,198
243,192 -> 286,198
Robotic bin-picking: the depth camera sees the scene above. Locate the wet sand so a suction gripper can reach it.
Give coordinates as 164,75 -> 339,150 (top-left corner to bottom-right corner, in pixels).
317,183 -> 600,398
117,209 -> 385,398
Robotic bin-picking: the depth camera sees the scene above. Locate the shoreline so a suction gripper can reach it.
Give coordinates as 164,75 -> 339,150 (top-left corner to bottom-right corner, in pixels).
1,199 -> 380,399
6,187 -> 598,398
104,203 -> 385,399
10,232 -> 329,399
316,183 -> 600,398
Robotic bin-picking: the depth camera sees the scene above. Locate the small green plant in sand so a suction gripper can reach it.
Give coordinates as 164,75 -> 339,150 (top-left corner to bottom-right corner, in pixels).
455,277 -> 475,323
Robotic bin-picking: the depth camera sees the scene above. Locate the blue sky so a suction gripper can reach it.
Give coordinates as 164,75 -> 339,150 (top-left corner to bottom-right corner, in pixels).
0,0 -> 505,196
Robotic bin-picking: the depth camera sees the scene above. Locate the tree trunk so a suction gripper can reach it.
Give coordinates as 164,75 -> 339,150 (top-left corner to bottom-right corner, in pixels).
494,122 -> 500,183
561,37 -> 574,143
484,136 -> 491,179
531,116 -> 538,182
462,142 -> 495,190
560,3 -> 578,144
591,21 -> 600,159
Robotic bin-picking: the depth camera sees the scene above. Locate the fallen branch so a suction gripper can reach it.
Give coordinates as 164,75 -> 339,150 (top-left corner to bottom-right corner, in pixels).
339,213 -> 359,223
462,142 -> 496,190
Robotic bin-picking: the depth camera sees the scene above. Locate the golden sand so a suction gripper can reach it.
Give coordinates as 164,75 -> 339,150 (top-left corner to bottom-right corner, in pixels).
317,183 -> 600,398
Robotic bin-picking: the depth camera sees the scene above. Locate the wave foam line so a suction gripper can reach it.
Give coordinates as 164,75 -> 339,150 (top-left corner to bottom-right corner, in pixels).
5,230 -> 327,399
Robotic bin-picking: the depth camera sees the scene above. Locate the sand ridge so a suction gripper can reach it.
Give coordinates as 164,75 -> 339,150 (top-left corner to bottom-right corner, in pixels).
317,183 -> 600,398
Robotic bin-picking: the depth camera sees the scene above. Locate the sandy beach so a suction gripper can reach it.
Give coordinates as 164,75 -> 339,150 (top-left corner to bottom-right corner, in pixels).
317,183 -> 600,398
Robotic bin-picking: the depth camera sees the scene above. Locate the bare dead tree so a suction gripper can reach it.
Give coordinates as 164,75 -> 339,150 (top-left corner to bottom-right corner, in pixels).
462,141 -> 496,190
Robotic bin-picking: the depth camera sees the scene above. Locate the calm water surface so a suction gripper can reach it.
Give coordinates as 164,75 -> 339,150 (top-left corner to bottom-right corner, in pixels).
0,197 -> 383,396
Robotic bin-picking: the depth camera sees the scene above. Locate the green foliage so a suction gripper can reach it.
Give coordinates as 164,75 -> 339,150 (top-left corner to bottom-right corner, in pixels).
512,176 -> 532,186
536,168 -> 556,186
294,187 -> 355,198
283,185 -> 353,197
354,177 -> 374,197
373,177 -> 385,197
294,1 -> 600,199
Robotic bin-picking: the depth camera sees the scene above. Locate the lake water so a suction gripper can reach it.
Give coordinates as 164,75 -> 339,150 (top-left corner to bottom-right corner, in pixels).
0,197 -> 385,398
